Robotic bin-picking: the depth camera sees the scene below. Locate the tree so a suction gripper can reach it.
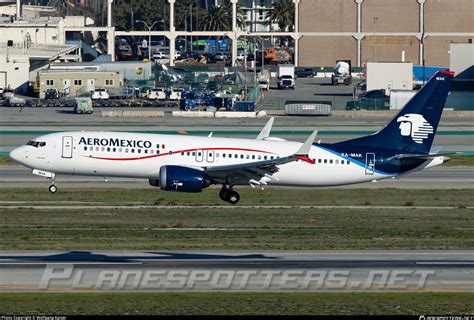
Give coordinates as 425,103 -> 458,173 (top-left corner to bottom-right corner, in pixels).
267,0 -> 295,32
200,5 -> 231,31
199,3 -> 245,31
113,0 -> 167,31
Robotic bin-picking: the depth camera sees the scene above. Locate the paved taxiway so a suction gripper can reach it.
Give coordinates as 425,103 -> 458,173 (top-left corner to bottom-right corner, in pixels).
0,166 -> 472,189
0,251 -> 472,292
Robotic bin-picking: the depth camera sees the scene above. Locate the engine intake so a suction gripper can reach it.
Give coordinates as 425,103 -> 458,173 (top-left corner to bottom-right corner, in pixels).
150,165 -> 210,193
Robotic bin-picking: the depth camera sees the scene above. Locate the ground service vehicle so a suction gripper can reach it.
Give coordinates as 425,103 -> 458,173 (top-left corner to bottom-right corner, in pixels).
277,64 -> 295,89
332,60 -> 352,85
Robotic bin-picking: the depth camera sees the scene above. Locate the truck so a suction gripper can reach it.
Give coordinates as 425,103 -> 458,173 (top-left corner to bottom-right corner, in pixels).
366,62 -> 413,94
331,60 -> 352,85
277,64 -> 295,90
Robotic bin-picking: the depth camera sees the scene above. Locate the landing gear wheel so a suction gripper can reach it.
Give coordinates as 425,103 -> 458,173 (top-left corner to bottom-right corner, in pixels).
226,191 -> 240,205
49,185 -> 57,193
219,189 -> 229,201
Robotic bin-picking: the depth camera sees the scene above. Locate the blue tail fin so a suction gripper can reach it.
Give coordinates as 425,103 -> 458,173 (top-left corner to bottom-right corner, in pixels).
342,70 -> 454,153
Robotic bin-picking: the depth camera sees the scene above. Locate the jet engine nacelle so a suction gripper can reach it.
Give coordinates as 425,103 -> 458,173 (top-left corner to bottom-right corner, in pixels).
150,165 -> 210,192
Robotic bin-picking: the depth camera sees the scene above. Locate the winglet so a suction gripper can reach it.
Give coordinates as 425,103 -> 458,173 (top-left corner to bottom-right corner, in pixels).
296,130 -> 318,156
256,117 -> 274,140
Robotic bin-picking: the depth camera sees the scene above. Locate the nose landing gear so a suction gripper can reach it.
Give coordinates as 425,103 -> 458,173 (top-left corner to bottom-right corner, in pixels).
48,184 -> 57,193
219,185 -> 240,204
48,173 -> 57,194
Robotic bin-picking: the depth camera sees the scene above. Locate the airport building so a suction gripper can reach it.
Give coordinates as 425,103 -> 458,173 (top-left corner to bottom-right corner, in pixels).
38,70 -> 122,98
298,0 -> 474,67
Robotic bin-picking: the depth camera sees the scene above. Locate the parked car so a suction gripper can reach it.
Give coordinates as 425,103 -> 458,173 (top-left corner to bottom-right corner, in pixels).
152,50 -> 169,60
182,51 -> 200,60
202,53 -> 216,63
296,68 -> 315,78
197,73 -> 210,84
214,52 -> 228,62
236,50 -> 246,61
91,88 -> 109,100
147,88 -> 167,100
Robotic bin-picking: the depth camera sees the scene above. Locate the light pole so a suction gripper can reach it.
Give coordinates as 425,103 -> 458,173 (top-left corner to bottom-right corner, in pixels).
189,4 -> 193,51
136,20 -> 162,61
373,16 -> 379,62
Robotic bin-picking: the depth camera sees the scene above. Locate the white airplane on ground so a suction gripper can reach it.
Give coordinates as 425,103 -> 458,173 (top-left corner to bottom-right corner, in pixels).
9,71 -> 454,204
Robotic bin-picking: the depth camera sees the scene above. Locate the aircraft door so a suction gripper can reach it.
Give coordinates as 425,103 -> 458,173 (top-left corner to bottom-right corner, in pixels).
195,150 -> 204,162
206,150 -> 215,163
365,153 -> 375,175
62,136 -> 73,158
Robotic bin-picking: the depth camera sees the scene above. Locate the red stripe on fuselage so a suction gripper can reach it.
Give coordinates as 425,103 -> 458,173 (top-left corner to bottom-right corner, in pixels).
85,147 -> 276,161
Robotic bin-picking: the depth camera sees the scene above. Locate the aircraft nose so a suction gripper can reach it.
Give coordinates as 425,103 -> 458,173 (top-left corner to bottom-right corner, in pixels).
9,146 -> 26,164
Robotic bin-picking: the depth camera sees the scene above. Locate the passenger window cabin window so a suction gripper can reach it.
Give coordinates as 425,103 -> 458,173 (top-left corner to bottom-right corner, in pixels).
101,147 -> 105,151
246,155 -> 249,159
324,159 -> 327,164
329,159 -> 333,164
144,149 -> 148,154
138,149 -> 141,154
169,151 -> 173,155
258,155 -> 261,160
335,160 -> 339,164
341,160 -> 345,164
131,149 -> 135,153
223,154 -> 226,158
192,152 -> 196,156
84,146 -> 87,151
107,147 -> 110,152
252,155 -> 255,160
240,155 -> 244,159
113,148 -> 116,152
318,159 -> 322,163
119,148 -> 122,152
234,154 -> 238,159
89,146 -> 93,151
347,161 -> 350,165
264,156 -> 267,160
187,152 -> 190,156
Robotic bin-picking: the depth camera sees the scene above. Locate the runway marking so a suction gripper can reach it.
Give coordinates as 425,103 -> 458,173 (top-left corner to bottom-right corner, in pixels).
0,262 -> 143,265
416,262 -> 474,265
1,205 -> 472,210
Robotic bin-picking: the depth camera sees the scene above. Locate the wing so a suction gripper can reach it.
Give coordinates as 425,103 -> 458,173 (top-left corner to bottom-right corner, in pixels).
205,131 -> 318,187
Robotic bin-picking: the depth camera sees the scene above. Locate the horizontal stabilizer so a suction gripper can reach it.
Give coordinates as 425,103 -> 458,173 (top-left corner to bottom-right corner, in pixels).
395,152 -> 457,160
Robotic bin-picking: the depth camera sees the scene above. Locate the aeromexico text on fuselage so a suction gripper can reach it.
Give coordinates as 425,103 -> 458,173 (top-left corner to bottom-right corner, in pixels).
79,137 -> 153,149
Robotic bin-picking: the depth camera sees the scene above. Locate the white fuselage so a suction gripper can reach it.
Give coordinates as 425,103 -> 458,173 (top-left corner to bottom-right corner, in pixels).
10,131 -> 398,187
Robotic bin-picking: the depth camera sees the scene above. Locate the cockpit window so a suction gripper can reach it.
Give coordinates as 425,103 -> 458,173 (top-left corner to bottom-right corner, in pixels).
26,141 -> 46,147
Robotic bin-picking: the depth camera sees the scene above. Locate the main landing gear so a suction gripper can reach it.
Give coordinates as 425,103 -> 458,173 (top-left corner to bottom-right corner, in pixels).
219,185 -> 240,205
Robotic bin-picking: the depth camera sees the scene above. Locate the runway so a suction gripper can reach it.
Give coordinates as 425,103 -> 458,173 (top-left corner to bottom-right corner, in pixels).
0,166 -> 472,189
0,250 -> 472,292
